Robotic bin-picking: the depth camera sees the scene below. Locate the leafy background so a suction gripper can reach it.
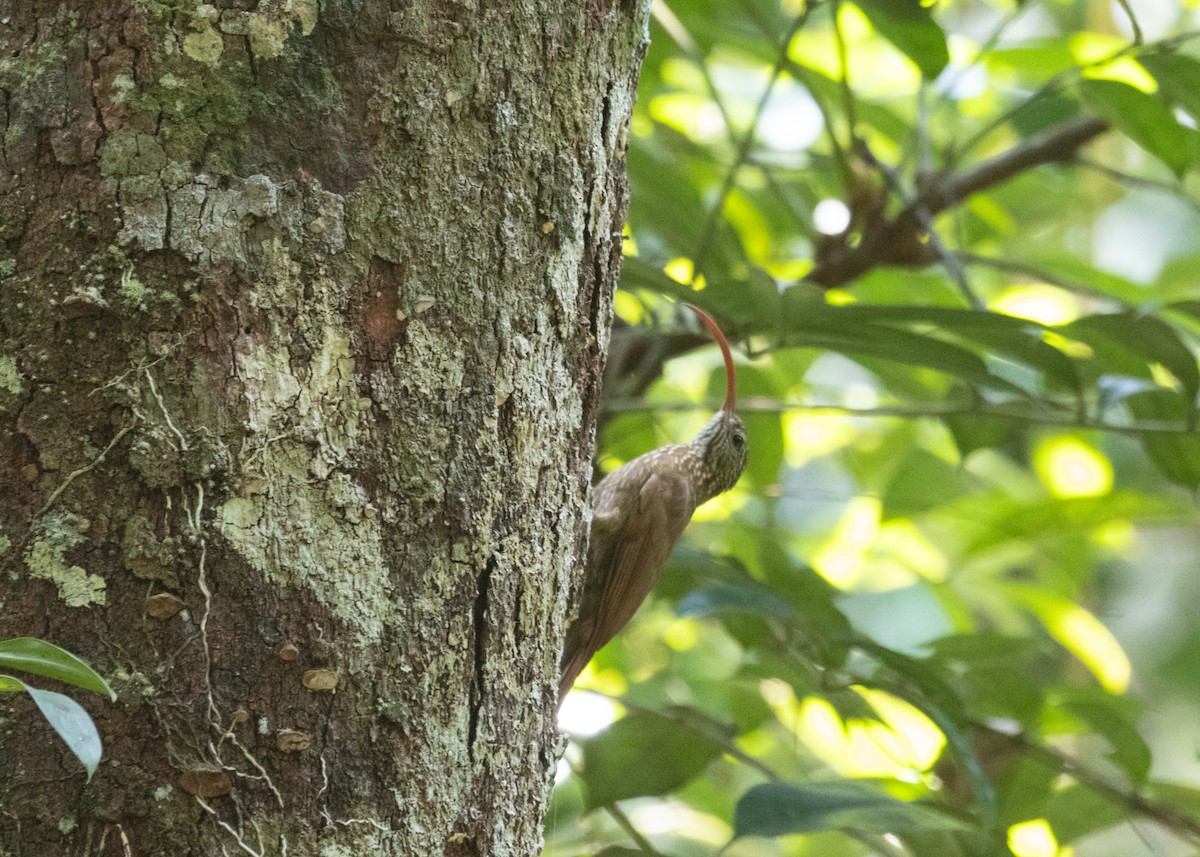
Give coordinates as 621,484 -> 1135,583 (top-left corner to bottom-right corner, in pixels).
547,0 -> 1200,855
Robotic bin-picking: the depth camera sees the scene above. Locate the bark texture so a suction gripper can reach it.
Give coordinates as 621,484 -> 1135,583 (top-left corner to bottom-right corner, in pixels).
0,2 -> 649,854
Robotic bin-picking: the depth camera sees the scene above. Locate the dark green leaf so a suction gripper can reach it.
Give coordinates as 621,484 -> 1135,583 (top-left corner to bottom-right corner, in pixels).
1126,389 -> 1200,488
758,550 -> 853,666
790,319 -> 994,384
580,710 -> 724,809
826,305 -> 1080,391
0,638 -> 116,700
733,780 -> 969,839
619,256 -> 689,300
854,639 -> 967,720
730,364 -> 785,486
4,676 -> 104,780
1044,784 -> 1127,844
1055,691 -> 1150,785
1078,79 -> 1191,176
945,410 -> 1024,457
1068,312 -> 1198,405
677,583 -> 799,622
851,0 -> 950,78
1140,53 -> 1200,120
1010,92 -> 1084,138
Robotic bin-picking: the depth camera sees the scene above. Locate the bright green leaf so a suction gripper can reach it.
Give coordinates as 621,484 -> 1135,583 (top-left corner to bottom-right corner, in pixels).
0,638 -> 116,701
1078,79 -> 1191,175
851,0 -> 950,79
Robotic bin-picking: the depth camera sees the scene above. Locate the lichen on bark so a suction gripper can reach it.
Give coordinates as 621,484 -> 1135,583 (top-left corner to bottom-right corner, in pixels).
0,1 -> 651,854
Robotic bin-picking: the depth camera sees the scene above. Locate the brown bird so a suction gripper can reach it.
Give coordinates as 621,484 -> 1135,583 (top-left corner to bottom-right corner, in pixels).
559,304 -> 748,704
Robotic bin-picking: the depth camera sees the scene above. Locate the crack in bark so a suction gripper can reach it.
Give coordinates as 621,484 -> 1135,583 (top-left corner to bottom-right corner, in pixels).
466,555 -> 495,760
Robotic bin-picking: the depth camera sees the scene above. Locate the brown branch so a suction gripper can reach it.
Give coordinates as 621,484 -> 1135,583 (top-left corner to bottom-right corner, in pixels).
971,721 -> 1200,846
806,117 -> 1111,289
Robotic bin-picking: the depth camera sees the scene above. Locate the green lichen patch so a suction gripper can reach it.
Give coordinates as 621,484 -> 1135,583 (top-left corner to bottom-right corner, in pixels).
246,0 -> 318,60
0,354 -> 22,396
24,513 -> 107,608
183,6 -> 224,66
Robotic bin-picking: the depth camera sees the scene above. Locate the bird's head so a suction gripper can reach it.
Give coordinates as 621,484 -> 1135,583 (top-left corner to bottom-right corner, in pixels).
685,304 -> 748,502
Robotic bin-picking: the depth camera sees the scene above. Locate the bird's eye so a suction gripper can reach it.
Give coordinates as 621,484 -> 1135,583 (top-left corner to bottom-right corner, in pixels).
732,432 -> 745,448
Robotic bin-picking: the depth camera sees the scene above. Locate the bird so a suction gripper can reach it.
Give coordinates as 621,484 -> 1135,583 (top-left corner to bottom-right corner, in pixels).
559,303 -> 747,704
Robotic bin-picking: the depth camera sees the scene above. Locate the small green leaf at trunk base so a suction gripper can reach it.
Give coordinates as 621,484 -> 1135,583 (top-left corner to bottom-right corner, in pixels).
3,676 -> 104,780
0,637 -> 116,700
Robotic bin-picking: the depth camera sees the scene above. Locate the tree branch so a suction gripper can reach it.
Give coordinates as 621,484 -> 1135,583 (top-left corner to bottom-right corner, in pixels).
806,117 -> 1110,289
971,720 -> 1200,847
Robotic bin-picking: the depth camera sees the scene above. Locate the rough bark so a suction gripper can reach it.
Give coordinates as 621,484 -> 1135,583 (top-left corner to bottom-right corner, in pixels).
0,2 -> 649,854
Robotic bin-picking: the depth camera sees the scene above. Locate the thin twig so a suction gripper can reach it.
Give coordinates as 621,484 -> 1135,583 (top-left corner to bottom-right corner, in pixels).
858,141 -> 984,308
971,720 -> 1200,847
651,1 -> 738,135
831,0 -> 859,141
1114,0 -> 1143,45
692,11 -> 811,276
604,802 -> 665,856
807,117 -> 1110,288
1075,157 -> 1200,216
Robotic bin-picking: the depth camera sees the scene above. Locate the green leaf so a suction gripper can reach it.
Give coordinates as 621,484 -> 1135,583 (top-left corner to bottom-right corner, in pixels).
851,0 -> 950,79
758,550 -> 854,666
619,256 -> 689,301
1140,52 -> 1200,120
1043,784 -> 1127,844
882,448 -> 969,517
1055,690 -> 1150,785
3,676 -> 104,780
987,39 -> 1080,80
579,710 -> 725,809
1010,92 -> 1084,138
828,305 -> 1080,391
733,780 -> 969,839
677,583 -> 799,622
784,313 -> 993,386
729,364 -> 785,487
1068,312 -> 1199,406
1077,79 -> 1191,176
0,638 -> 116,700
1125,389 -> 1200,488
945,410 -> 1024,457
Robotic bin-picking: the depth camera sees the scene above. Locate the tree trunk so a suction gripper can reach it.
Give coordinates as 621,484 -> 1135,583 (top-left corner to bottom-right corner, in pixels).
0,2 -> 649,854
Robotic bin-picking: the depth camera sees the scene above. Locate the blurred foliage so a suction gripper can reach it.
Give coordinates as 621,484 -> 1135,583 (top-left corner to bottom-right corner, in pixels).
550,0 -> 1200,855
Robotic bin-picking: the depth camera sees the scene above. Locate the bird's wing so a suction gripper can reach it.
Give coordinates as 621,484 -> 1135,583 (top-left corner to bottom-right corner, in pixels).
559,468 -> 694,700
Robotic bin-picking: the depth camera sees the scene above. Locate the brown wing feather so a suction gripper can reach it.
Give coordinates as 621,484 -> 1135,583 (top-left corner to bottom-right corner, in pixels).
559,468 -> 695,701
